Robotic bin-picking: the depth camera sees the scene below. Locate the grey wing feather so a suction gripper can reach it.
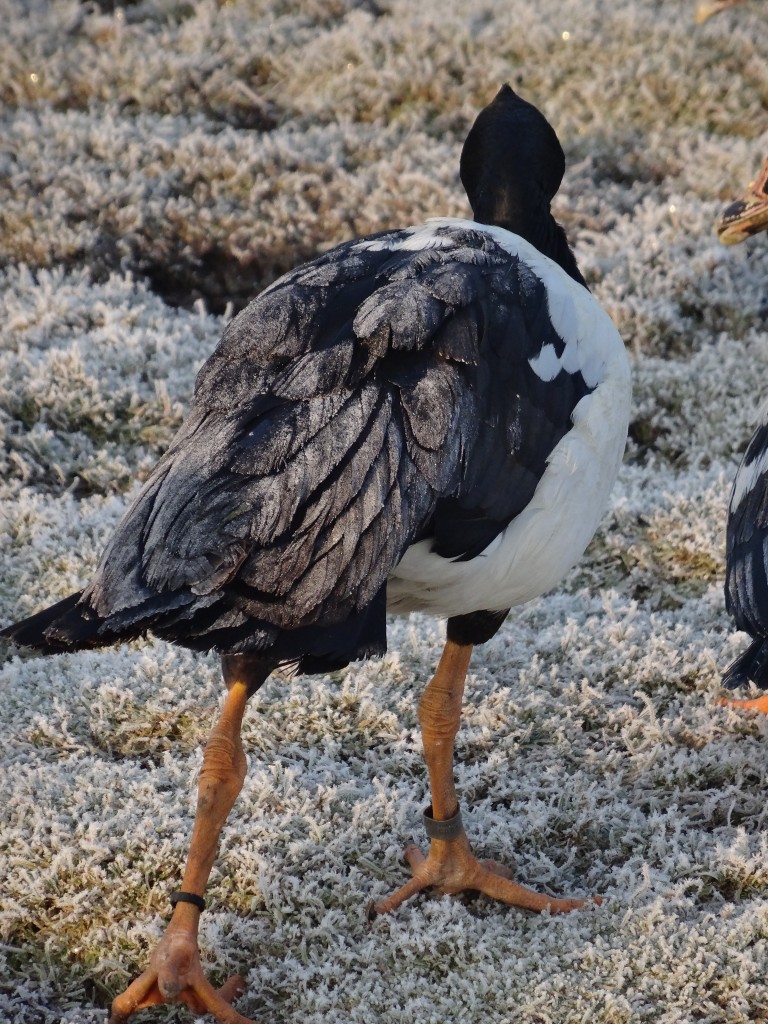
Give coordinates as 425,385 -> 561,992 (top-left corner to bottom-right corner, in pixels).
79,224 -> 589,657
81,230 -> 475,645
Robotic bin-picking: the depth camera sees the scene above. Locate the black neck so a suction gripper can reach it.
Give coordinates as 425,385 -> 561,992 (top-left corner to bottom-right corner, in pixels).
472,194 -> 586,289
513,208 -> 587,289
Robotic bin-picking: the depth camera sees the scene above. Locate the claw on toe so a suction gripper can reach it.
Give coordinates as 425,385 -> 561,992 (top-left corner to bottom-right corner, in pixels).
372,832 -> 596,917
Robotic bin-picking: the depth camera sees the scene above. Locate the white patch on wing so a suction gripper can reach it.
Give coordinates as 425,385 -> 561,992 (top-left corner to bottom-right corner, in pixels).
546,288 -> 577,334
354,224 -> 452,254
528,343 -> 562,382
353,237 -> 402,252
526,269 -> 606,388
528,330 -> 605,389
400,225 -> 453,250
731,444 -> 768,512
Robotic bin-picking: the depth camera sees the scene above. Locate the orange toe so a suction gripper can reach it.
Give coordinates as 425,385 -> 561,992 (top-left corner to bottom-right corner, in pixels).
108,929 -> 252,1024
373,831 -> 596,916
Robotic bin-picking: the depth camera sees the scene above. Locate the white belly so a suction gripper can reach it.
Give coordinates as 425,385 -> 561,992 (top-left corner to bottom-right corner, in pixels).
387,365 -> 629,618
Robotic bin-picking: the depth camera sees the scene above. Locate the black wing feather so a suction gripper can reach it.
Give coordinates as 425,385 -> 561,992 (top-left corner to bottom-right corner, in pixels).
726,423 -> 768,637
8,225 -> 596,670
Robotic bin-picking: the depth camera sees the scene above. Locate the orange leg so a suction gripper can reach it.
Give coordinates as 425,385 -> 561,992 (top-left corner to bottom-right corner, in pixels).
718,693 -> 768,714
109,658 -> 266,1024
374,640 -> 594,916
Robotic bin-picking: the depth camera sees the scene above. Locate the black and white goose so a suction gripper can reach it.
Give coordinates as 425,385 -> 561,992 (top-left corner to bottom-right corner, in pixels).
721,406 -> 768,711
1,86 -> 630,1024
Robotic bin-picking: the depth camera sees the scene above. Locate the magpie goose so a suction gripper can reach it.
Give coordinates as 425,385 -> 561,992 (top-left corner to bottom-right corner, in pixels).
1,85 -> 630,1024
721,407 -> 768,711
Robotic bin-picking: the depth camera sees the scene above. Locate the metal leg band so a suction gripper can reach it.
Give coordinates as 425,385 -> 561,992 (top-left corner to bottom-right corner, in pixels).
170,890 -> 206,912
423,804 -> 463,841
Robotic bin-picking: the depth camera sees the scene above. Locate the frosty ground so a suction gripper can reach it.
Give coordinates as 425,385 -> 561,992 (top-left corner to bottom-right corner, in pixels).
1,1 -> 768,1022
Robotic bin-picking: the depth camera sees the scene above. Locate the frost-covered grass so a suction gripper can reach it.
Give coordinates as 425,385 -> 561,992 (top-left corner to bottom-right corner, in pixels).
1,0 -> 768,1022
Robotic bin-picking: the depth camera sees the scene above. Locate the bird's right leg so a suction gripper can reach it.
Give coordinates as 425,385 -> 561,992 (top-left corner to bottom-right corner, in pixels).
109,655 -> 270,1024
719,693 -> 768,714
374,639 -> 591,915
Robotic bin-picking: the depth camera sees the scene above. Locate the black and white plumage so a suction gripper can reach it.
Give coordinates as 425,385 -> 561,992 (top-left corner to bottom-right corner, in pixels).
723,410 -> 768,689
1,85 -> 633,1023
2,221 -> 628,670
1,88 -> 630,674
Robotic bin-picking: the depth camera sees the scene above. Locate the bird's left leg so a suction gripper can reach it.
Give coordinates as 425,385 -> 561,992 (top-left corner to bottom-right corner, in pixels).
374,639 -> 591,916
109,655 -> 270,1024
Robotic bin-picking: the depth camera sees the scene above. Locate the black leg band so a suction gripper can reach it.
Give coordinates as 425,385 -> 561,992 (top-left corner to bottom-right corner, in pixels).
423,804 -> 463,841
170,890 -> 206,912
